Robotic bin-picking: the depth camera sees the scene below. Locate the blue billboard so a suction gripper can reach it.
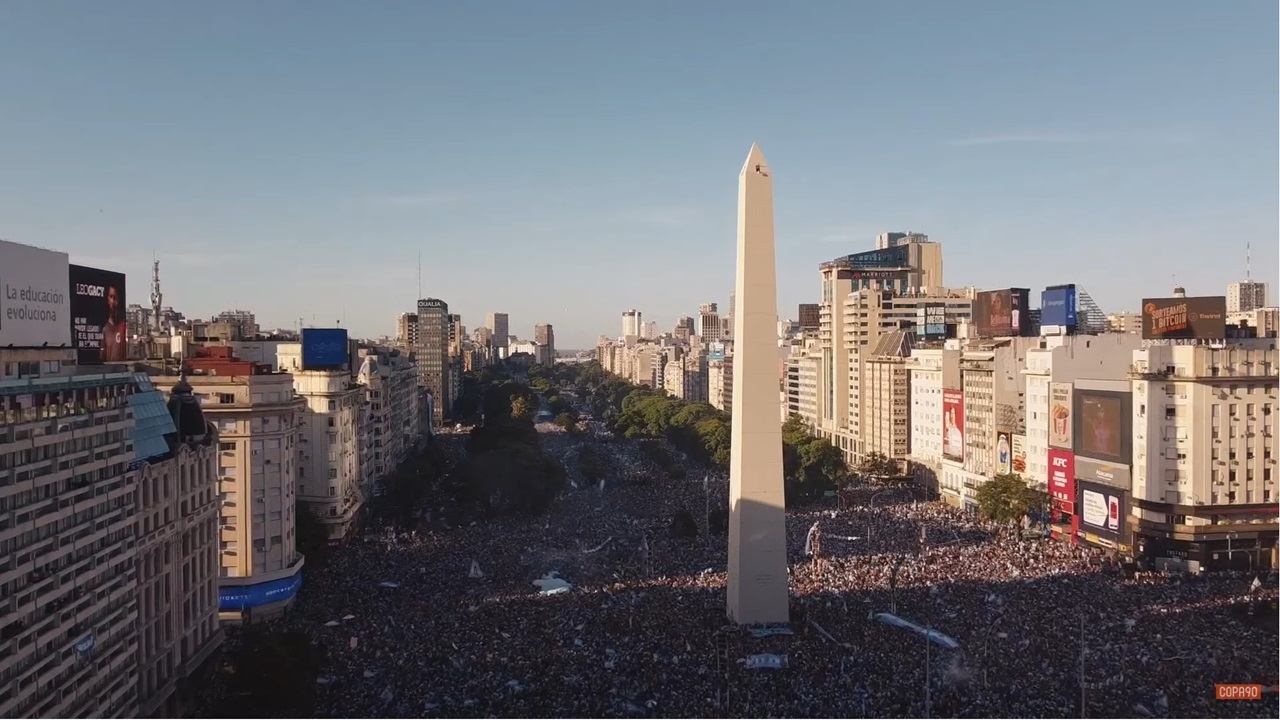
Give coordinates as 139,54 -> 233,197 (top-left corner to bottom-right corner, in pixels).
301,327 -> 349,370
1041,285 -> 1077,329
219,571 -> 303,611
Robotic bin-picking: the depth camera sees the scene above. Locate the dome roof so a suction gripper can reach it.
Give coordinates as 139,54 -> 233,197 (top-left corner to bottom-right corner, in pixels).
167,374 -> 208,440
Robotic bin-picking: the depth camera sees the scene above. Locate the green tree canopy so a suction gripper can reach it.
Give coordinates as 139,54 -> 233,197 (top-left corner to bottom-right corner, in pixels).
975,473 -> 1041,524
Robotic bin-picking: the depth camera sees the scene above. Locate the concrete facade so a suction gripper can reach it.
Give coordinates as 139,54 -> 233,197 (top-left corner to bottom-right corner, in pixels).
727,144 -> 788,625
293,371 -> 362,544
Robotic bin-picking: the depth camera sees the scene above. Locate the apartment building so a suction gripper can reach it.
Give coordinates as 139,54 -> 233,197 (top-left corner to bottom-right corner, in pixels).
1130,340 -> 1278,569
396,313 -> 418,352
862,330 -> 914,463
708,357 -> 734,414
292,370 -> 362,544
906,345 -> 960,498
154,352 -> 305,622
1106,312 -> 1142,336
355,348 -> 420,486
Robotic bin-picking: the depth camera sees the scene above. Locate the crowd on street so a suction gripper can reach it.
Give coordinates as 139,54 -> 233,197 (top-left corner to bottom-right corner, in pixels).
210,421 -> 1278,718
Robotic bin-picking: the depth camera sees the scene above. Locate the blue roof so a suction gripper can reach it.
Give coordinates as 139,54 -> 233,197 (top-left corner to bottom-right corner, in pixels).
130,386 -> 176,462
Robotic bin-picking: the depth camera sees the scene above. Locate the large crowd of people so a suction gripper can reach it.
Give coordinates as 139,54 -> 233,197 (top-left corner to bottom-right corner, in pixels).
207,421 -> 1278,718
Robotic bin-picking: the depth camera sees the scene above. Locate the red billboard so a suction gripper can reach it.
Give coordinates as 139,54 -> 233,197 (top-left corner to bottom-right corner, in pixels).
942,389 -> 964,462
1048,448 -> 1074,513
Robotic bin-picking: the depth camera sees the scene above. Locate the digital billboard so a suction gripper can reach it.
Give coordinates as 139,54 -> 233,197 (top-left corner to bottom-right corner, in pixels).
1078,480 -> 1127,544
68,264 -> 127,364
996,431 -> 1012,475
1011,434 -> 1027,474
1048,448 -> 1075,513
917,303 -> 948,340
219,572 -> 303,611
1141,296 -> 1226,340
1075,456 -> 1131,490
0,239 -> 71,347
972,288 -> 1031,338
1048,382 -> 1073,449
1073,388 -> 1132,464
942,389 -> 964,462
301,328 -> 350,370
1041,285 -> 1077,329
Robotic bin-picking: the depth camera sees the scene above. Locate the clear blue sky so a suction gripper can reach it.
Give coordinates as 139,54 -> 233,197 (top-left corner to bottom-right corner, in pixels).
2,1 -> 1275,348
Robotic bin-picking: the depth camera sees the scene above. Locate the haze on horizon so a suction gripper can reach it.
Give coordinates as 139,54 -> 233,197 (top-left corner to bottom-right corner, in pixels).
1,0 -> 1276,348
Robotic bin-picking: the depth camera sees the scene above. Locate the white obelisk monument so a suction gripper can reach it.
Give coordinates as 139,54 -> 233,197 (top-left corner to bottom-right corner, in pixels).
726,144 -> 789,625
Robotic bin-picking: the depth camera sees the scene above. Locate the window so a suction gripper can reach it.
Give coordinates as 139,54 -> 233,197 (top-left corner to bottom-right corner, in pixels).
327,417 -> 335,428
218,442 -> 234,452
218,394 -> 235,404
327,468 -> 337,479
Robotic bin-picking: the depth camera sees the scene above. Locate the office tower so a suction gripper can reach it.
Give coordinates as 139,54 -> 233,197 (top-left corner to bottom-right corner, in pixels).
861,330 -> 915,462
472,326 -> 493,347
486,312 -> 509,350
396,312 -> 418,350
697,303 -> 722,342
213,309 -> 259,339
535,323 -> 555,362
797,303 -> 820,331
727,143 -> 788,625
1228,281 -> 1267,313
622,309 -> 642,338
156,348 -> 306,622
417,299 -> 450,428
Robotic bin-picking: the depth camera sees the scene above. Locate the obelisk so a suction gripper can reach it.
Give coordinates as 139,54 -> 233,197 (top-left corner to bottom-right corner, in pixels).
726,144 -> 789,625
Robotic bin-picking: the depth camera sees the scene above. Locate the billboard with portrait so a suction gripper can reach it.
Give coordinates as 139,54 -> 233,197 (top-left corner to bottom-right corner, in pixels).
942,389 -> 964,462
1141,296 -> 1226,340
996,431 -> 1012,475
1048,382 -> 1073,449
0,239 -> 71,347
1078,480 -> 1127,544
69,264 -> 128,364
1048,448 -> 1074,513
301,328 -> 350,370
1041,285 -> 1077,329
972,288 -> 1030,338
1073,388 -> 1132,464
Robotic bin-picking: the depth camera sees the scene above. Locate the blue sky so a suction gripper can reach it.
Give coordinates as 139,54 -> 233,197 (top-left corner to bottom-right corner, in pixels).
2,1 -> 1275,348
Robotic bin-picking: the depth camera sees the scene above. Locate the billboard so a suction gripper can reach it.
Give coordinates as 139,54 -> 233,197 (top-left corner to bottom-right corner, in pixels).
301,328 -> 350,370
918,303 -> 948,340
1141,296 -> 1226,340
942,389 -> 964,462
1073,388 -> 1132,464
0,239 -> 71,347
972,288 -> 1031,338
1041,285 -> 1077,329
1011,434 -> 1027,474
1048,448 -> 1075,513
1075,456 -> 1131,490
68,264 -> 127,363
1049,382 -> 1073,449
1078,480 -> 1127,544
218,572 -> 303,611
996,431 -> 1012,475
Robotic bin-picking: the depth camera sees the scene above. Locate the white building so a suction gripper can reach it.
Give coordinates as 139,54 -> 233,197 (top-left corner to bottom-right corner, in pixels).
708,356 -> 734,414
622,309 -> 642,339
291,370 -> 362,543
907,346 -> 960,497
1227,281 -> 1267,313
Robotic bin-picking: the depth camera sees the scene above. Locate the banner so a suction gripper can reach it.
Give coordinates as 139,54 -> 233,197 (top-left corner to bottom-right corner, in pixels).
943,389 -> 964,462
69,264 -> 128,363
1048,448 -> 1074,513
1078,480 -> 1127,543
996,432 -> 1012,475
1011,434 -> 1027,473
0,240 -> 71,347
1049,383 -> 1073,449
1141,296 -> 1226,339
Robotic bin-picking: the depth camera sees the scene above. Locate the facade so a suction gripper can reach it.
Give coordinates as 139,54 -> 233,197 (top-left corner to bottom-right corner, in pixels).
1228,307 -> 1279,338
1129,341 -> 1278,569
136,380 -> 222,716
875,231 -> 929,250
534,324 -> 555,361
708,356 -> 734,414
154,353 -> 305,622
956,337 -> 1039,509
1106,312 -> 1142,336
396,312 -> 418,351
447,314 -> 465,358
416,299 -> 450,428
622,310 -> 642,339
212,309 -> 258,339
640,320 -> 659,340
861,330 -> 914,463
1227,281 -> 1267,313
697,304 -> 722,343
356,348 -> 419,483
906,346 -> 960,498
486,313 -> 509,350
797,303 -> 820,331
293,370 -> 362,544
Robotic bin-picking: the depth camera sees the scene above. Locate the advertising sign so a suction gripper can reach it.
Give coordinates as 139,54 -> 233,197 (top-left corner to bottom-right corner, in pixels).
218,572 -> 303,611
1078,480 -> 1126,543
972,289 -> 1030,338
1041,285 -> 1077,329
1048,448 -> 1075,512
918,303 -> 948,340
1073,389 -> 1132,464
301,328 -> 350,370
68,264 -> 127,363
996,431 -> 1012,475
1075,456 -> 1131,490
1141,296 -> 1226,340
1011,434 -> 1027,473
1049,382 -> 1073,449
0,239 -> 71,347
942,389 -> 964,462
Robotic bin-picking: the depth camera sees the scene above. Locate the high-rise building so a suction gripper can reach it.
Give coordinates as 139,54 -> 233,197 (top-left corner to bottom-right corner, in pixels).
906,346 -> 961,497
486,312 -> 509,350
708,355 -> 734,414
862,330 -> 915,463
448,314 -> 465,357
356,347 -> 420,482
396,312 -> 418,351
213,309 -> 259,339
622,309 -> 642,339
290,366 -> 363,543
797,303 -> 820,331
1106,312 -> 1142,336
875,231 -> 930,250
640,320 -> 659,340
1227,281 -> 1267,313
535,323 -> 555,362
417,299 -> 450,428
697,303 -> 722,343
157,348 -> 306,622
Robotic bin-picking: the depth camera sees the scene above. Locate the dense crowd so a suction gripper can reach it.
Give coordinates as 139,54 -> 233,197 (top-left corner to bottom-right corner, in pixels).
217,423 -> 1278,718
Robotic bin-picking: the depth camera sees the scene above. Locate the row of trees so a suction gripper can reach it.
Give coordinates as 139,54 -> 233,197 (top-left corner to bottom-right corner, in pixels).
558,361 -> 850,504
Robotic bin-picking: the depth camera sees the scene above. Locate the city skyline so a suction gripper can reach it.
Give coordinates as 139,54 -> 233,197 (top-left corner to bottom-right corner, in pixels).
2,1 -> 1276,347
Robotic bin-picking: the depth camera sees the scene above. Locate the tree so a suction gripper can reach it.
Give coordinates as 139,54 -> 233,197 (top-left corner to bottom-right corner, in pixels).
554,411 -> 579,430
974,473 -> 1040,525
